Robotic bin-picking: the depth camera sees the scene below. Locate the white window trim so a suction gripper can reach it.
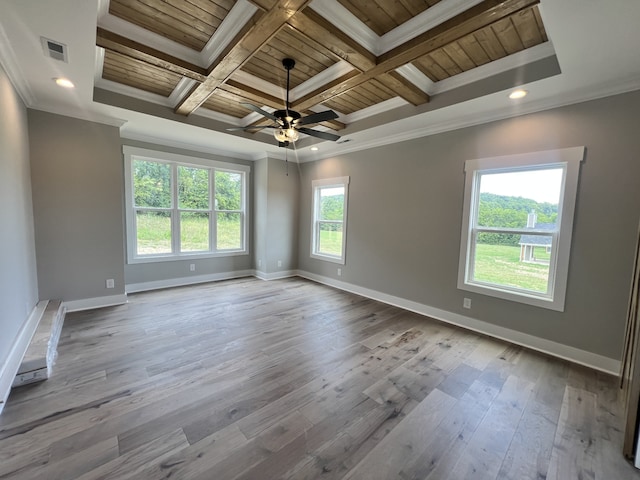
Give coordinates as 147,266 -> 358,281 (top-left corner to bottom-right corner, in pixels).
457,147 -> 584,311
311,176 -> 350,265
123,146 -> 250,264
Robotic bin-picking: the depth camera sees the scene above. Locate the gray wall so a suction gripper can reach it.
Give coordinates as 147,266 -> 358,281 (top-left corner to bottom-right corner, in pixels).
0,64 -> 38,367
253,157 -> 268,271
266,157 -> 299,273
122,140 -> 254,286
254,158 -> 300,277
298,90 -> 640,361
253,156 -> 300,275
28,111 -> 125,301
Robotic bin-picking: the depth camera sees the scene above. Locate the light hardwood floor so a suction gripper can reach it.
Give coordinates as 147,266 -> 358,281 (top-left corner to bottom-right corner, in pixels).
1,277 -> 638,479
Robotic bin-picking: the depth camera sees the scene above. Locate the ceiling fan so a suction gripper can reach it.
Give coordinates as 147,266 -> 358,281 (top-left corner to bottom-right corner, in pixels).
230,58 -> 341,147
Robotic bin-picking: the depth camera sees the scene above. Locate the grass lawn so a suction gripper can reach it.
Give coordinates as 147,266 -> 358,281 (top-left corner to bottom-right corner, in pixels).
474,243 -> 550,293
136,212 -> 241,254
318,229 -> 343,256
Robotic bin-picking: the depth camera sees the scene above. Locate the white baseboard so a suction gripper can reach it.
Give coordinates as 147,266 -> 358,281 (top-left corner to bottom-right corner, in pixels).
255,269 -> 298,281
297,270 -> 620,375
0,301 -> 47,415
126,270 -> 255,293
64,294 -> 128,312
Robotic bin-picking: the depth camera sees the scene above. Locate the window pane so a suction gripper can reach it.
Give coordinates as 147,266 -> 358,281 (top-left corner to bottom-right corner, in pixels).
181,212 -> 209,252
178,166 -> 209,210
318,222 -> 343,256
472,232 -> 551,293
133,160 -> 171,208
319,186 -> 344,221
217,212 -> 241,249
477,168 -> 563,229
215,171 -> 242,211
136,210 -> 171,255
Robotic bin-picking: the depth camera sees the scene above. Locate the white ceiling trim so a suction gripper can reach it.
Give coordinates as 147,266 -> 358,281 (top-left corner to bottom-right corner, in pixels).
231,69 -> 285,102
431,41 -> 556,95
339,97 -> 408,124
119,130 -> 259,161
97,1 -> 203,66
379,0 -> 485,54
96,76 -> 173,107
192,104 -> 246,126
201,0 -> 257,66
94,47 -> 105,84
168,78 -> 197,107
310,0 -> 485,56
395,64 -> 433,94
289,60 -> 354,101
309,0 -> 379,54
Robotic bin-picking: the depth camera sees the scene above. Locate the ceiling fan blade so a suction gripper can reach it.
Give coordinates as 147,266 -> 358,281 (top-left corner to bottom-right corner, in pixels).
298,127 -> 341,142
240,102 -> 279,122
226,125 -> 276,131
296,110 -> 339,126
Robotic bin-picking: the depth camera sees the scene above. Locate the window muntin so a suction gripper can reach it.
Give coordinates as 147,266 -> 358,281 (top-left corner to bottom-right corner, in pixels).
312,177 -> 349,264
124,146 -> 249,263
458,147 -> 584,311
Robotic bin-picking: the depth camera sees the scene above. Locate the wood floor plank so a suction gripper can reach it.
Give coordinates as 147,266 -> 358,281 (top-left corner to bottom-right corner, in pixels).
1,278 -> 636,479
342,388 -> 457,480
446,375 -> 534,480
547,386 -> 598,480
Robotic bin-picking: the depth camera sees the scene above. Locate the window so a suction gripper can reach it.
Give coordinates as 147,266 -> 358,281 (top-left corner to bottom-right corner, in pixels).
123,146 -> 249,263
311,177 -> 349,264
458,147 -> 584,311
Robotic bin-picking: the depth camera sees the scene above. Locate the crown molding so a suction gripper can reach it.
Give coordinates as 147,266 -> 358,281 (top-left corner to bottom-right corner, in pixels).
306,75 -> 640,163
120,130 -> 259,161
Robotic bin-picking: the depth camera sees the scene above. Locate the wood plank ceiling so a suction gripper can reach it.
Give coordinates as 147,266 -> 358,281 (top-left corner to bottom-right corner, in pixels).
96,0 -> 549,138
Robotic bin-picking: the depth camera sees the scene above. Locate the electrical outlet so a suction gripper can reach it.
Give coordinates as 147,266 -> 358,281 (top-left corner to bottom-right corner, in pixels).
463,298 -> 471,309
190,264 -> 195,272
337,268 -> 342,276
106,279 -> 115,289
277,260 -> 282,267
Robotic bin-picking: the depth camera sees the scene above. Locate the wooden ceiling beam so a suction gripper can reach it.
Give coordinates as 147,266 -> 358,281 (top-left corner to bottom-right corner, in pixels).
96,27 -> 207,82
293,0 -> 539,112
378,72 -> 430,106
287,11 -> 428,106
174,0 -> 313,116
286,9 -> 375,72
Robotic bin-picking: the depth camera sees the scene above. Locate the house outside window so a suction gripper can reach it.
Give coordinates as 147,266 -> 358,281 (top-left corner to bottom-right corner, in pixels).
458,147 -> 584,311
311,176 -> 350,264
123,146 -> 249,264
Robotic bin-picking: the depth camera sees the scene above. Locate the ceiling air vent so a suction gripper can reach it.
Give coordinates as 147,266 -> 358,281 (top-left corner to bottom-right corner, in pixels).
41,37 -> 68,63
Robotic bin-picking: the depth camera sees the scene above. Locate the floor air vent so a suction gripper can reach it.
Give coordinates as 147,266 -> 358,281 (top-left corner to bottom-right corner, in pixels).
41,37 -> 68,63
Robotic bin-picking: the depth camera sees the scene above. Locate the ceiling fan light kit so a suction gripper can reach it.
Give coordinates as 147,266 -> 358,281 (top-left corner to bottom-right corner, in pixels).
235,58 -> 341,147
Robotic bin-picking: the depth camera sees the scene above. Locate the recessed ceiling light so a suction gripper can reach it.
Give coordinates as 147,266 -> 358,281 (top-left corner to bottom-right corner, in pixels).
509,89 -> 528,99
54,77 -> 75,88
310,147 -> 319,151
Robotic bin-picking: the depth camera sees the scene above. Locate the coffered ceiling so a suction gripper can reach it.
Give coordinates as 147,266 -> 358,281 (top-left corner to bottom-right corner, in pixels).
1,0 -> 639,161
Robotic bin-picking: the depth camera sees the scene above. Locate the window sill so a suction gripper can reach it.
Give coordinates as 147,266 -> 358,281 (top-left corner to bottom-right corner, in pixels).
458,280 -> 565,312
311,253 -> 345,265
128,250 -> 249,265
